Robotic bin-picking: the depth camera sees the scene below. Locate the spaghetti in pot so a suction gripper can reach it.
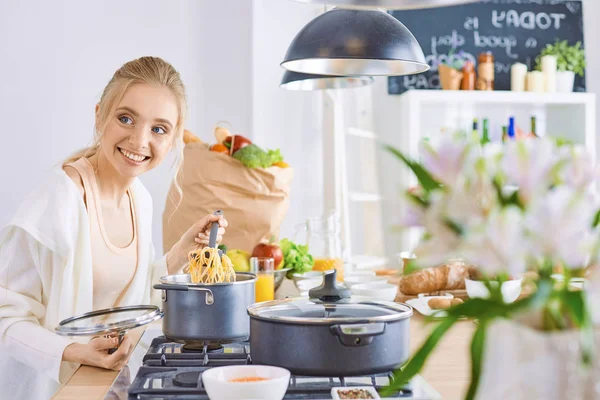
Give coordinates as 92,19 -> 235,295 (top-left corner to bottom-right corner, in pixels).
188,247 -> 236,284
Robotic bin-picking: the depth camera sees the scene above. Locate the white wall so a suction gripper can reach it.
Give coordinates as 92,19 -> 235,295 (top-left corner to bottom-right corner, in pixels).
373,0 -> 600,262
252,1 -> 325,241
0,0 -> 324,255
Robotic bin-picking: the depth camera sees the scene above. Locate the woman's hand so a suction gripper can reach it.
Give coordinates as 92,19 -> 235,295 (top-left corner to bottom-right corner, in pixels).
167,214 -> 228,273
62,335 -> 133,371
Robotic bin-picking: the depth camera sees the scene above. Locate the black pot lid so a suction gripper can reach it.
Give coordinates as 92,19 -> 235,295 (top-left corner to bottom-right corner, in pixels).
55,305 -> 163,337
247,296 -> 412,325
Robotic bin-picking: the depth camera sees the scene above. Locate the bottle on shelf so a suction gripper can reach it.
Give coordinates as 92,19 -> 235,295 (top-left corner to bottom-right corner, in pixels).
472,118 -> 478,141
461,61 -> 476,91
530,116 -> 538,138
476,51 -> 494,91
481,118 -> 490,145
502,126 -> 509,142
508,117 -> 516,139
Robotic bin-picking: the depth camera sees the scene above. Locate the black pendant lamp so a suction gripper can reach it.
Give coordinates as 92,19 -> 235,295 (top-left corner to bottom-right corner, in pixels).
280,70 -> 374,91
290,0 -> 479,9
281,9 -> 428,76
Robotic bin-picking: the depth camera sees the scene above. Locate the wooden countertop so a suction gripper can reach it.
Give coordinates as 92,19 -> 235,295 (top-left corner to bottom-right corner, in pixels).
54,279 -> 473,400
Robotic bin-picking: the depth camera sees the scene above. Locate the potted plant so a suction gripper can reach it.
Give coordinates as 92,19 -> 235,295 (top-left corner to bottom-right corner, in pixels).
382,135 -> 599,400
535,40 -> 586,93
438,49 -> 470,90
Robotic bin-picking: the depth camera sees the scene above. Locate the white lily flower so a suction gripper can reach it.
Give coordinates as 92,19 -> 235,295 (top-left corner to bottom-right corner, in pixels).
401,192 -> 426,227
419,137 -> 471,186
413,234 -> 462,268
558,146 -> 598,191
501,139 -> 559,205
460,206 -> 528,277
525,186 -> 598,268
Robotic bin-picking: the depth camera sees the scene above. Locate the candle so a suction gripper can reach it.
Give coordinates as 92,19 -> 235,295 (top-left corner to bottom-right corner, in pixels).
526,71 -> 544,92
541,55 -> 557,92
511,63 -> 527,92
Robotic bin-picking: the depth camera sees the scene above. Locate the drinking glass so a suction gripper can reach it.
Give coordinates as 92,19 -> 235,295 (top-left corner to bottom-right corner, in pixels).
251,257 -> 275,303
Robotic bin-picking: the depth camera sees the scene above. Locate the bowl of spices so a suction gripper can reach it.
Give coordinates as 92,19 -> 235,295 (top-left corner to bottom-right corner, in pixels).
331,386 -> 380,400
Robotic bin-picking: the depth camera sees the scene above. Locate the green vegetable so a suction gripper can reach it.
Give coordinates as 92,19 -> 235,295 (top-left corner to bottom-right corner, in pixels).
232,144 -> 283,168
535,40 -> 586,77
218,244 -> 228,254
279,238 -> 314,279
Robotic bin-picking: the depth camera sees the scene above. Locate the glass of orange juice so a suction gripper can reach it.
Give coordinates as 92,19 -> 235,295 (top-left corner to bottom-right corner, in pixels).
251,257 -> 275,303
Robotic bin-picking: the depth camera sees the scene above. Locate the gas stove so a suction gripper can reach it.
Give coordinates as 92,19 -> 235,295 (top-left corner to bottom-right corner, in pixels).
107,325 -> 440,400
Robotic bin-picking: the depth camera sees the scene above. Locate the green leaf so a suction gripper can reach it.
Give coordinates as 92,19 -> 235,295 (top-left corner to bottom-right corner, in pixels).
492,180 -> 524,210
407,192 -> 429,208
592,210 -> 600,228
443,218 -> 463,235
561,290 -> 594,365
383,144 -> 442,193
382,316 -> 459,396
465,319 -> 488,400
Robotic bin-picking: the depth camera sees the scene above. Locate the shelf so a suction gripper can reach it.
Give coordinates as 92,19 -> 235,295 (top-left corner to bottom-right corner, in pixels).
399,90 -> 595,106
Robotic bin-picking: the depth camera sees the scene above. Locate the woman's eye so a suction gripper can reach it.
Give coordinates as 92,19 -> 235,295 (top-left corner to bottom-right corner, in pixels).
119,116 -> 133,125
152,126 -> 167,135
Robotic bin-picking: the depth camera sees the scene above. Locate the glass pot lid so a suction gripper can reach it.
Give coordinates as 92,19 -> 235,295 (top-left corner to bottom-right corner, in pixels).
247,297 -> 412,325
247,270 -> 412,324
55,305 -> 163,337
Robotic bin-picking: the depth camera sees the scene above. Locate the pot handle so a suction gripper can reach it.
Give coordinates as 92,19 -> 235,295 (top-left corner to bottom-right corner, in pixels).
153,284 -> 215,305
330,322 -> 386,347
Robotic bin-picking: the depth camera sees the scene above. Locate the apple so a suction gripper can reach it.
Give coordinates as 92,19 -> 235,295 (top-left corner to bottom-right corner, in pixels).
224,135 -> 252,155
252,242 -> 284,270
226,249 -> 251,272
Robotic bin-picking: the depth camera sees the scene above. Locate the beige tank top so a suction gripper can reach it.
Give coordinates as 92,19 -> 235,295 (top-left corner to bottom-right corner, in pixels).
65,158 -> 138,310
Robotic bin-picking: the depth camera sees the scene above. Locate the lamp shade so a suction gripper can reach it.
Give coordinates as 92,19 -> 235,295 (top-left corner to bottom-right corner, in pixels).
289,0 -> 479,9
281,9 -> 428,76
280,70 -> 374,90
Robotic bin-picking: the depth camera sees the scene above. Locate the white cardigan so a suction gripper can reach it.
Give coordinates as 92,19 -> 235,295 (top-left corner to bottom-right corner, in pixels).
0,167 -> 167,400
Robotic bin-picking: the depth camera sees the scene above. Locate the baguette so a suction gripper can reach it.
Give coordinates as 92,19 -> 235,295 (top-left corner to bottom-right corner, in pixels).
400,261 -> 471,295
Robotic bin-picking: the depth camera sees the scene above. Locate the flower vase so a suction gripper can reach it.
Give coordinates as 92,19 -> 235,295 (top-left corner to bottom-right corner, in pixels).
439,64 -> 463,90
556,71 -> 575,93
475,318 -> 600,400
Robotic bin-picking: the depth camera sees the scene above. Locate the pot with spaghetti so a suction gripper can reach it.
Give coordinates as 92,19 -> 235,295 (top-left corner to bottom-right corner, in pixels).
153,214 -> 256,342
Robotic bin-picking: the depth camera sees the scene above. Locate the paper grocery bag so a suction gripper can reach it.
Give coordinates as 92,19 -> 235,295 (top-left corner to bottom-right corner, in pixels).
162,142 -> 294,254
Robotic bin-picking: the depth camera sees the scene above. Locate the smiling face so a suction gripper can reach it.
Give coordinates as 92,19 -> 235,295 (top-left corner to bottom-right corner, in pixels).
98,83 -> 179,178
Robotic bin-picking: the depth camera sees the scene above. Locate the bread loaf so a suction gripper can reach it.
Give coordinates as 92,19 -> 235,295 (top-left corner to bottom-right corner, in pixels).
400,260 -> 471,295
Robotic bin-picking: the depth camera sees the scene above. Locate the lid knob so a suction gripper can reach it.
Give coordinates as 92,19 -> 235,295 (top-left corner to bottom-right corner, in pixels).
308,269 -> 351,302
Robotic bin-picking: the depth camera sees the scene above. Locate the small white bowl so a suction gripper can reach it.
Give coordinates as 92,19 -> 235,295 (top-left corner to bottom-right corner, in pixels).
344,275 -> 387,288
202,365 -> 290,400
465,278 -> 522,303
351,282 -> 398,301
331,386 -> 380,400
345,270 -> 377,278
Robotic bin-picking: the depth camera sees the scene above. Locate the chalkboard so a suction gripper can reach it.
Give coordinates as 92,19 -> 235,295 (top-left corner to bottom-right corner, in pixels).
388,0 -> 586,95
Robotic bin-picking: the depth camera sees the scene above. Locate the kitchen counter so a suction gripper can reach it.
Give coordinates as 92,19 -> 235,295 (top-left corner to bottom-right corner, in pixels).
53,280 -> 474,400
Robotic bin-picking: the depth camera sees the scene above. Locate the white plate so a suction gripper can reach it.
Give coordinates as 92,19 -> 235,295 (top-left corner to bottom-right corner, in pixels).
405,293 -> 454,318
331,386 -> 380,400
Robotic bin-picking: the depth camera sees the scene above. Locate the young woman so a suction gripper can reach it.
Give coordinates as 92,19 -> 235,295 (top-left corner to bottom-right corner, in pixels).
0,57 -> 227,399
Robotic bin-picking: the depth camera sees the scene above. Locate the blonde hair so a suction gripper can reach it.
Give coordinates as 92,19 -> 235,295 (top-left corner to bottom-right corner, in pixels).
64,56 -> 188,203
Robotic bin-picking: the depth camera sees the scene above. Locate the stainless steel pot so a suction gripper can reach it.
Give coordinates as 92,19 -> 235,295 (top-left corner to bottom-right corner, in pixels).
154,272 -> 256,342
247,270 -> 412,376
